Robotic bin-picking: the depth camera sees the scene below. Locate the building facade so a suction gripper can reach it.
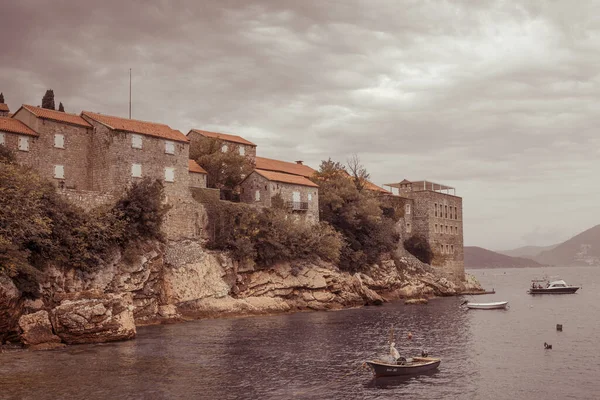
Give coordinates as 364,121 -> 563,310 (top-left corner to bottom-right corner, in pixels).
240,169 -> 319,222
187,129 -> 257,161
385,180 -> 464,280
0,103 -> 9,117
188,160 -> 208,188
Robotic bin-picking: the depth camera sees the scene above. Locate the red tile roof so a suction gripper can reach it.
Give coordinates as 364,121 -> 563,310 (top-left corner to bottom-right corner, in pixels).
254,169 -> 318,188
188,159 -> 207,174
83,111 -> 189,143
0,117 -> 38,136
189,129 -> 256,146
363,180 -> 391,194
0,103 -> 9,112
255,157 -> 316,178
21,105 -> 92,128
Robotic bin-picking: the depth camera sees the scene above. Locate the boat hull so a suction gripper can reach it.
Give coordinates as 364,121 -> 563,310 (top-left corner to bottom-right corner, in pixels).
366,358 -> 441,377
466,301 -> 508,310
528,287 -> 579,294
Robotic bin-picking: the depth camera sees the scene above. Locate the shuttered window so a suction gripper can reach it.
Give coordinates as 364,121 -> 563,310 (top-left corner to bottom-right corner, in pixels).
165,167 -> 175,182
0,133 -> 4,145
18,136 -> 29,151
54,165 -> 64,179
165,141 -> 175,154
239,146 -> 245,156
54,134 -> 64,148
131,163 -> 142,178
255,190 -> 260,201
131,134 -> 142,149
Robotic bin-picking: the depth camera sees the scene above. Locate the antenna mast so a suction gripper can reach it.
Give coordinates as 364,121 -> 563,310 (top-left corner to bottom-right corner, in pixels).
129,68 -> 132,119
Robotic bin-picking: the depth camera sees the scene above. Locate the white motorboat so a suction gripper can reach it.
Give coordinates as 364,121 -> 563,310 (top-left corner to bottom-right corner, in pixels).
464,301 -> 508,310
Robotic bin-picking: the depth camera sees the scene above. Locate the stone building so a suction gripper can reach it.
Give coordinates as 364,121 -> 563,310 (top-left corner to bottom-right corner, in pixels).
0,117 -> 40,166
187,129 -> 257,160
0,102 -> 9,117
255,156 -> 315,178
239,169 -> 320,222
385,179 -> 464,280
81,111 -> 191,199
188,159 -> 207,188
12,105 -> 94,190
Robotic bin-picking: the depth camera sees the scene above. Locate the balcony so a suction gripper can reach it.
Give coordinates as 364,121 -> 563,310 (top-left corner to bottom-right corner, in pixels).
286,201 -> 309,211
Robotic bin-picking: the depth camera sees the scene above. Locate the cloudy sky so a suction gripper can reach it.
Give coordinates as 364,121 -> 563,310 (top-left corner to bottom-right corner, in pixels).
1,0 -> 599,250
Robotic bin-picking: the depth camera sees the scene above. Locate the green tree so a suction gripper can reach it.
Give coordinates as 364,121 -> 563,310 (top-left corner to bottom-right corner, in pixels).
58,102 -> 65,112
403,235 -> 434,264
0,92 -> 5,103
41,89 -> 55,110
312,158 -> 399,271
190,137 -> 254,191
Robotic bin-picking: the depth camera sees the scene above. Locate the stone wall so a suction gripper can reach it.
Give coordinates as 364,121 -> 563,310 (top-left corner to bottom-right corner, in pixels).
12,109 -> 92,190
57,189 -> 116,211
187,130 -> 257,162
189,171 -> 207,188
1,131 -> 41,169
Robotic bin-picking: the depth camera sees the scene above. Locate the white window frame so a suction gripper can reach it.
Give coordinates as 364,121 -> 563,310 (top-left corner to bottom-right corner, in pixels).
255,190 -> 260,201
131,134 -> 143,149
405,204 -> 411,215
308,193 -> 312,202
54,165 -> 65,179
239,146 -> 245,156
0,133 -> 5,146
165,140 -> 175,155
222,144 -> 228,153
18,135 -> 29,152
164,167 -> 175,182
54,133 -> 65,149
131,163 -> 142,178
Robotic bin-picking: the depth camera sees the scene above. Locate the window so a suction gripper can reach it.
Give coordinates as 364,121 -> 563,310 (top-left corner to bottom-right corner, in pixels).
406,223 -> 411,233
239,146 -> 245,156
445,205 -> 448,218
435,224 -> 438,233
446,225 -> 449,233
308,193 -> 312,201
54,165 -> 64,179
164,167 -> 175,182
451,245 -> 454,254
0,133 -> 4,146
131,134 -> 142,149
165,140 -> 175,154
455,206 -> 458,220
293,191 -> 301,203
18,136 -> 29,151
441,244 -> 445,254
405,204 -> 411,215
455,226 -> 459,234
255,190 -> 260,201
434,203 -> 438,217
222,144 -> 228,153
131,163 -> 142,178
54,134 -> 64,148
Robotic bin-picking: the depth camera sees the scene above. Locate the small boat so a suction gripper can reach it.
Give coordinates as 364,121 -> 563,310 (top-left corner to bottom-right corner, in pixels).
365,357 -> 441,377
528,279 -> 579,294
465,301 -> 508,310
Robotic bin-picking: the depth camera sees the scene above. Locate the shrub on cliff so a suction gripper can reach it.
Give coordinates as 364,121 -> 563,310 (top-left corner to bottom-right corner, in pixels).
312,159 -> 399,272
203,198 -> 342,268
403,234 -> 434,264
190,137 -> 254,190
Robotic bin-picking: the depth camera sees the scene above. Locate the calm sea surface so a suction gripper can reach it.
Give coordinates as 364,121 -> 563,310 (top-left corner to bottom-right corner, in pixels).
1,266 -> 600,400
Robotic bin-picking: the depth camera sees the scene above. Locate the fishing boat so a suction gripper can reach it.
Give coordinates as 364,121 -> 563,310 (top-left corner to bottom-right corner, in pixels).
365,357 -> 441,377
464,301 -> 508,310
528,279 -> 579,294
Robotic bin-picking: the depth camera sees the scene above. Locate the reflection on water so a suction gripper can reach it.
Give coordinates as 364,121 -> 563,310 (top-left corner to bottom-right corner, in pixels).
1,266 -> 600,400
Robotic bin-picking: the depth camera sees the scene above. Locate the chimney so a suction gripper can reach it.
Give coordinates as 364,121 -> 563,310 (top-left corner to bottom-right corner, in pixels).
295,160 -> 303,165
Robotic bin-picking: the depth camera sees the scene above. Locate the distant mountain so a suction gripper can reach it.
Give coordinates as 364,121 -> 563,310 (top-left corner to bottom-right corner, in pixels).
465,246 -> 544,269
534,225 -> 600,266
498,244 -> 557,258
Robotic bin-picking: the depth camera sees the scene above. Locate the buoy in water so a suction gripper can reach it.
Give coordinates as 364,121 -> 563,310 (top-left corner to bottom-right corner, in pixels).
544,342 -> 552,349
407,332 -> 413,340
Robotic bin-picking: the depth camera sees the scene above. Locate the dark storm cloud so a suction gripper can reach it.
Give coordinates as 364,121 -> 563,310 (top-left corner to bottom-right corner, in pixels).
1,0 -> 599,249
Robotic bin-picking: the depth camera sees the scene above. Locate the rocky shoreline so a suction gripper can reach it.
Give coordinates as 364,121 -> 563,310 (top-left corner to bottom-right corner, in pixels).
1,240 -> 484,351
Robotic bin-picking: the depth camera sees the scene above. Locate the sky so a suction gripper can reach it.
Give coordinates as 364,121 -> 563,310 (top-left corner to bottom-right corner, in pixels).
1,0 -> 599,251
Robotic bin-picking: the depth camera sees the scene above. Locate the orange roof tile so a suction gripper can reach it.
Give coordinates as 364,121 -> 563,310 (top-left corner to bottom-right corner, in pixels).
254,169 -> 319,188
189,129 -> 256,146
0,103 -> 9,112
21,104 -> 92,128
255,157 -> 316,178
0,117 -> 38,136
188,159 -> 207,174
363,180 -> 391,194
83,111 -> 189,143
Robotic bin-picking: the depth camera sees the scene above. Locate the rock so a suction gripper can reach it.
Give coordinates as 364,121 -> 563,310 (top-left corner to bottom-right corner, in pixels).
158,304 -> 180,318
18,310 -> 62,347
0,275 -> 22,344
50,293 -> 136,344
405,298 -> 428,305
178,295 -> 291,318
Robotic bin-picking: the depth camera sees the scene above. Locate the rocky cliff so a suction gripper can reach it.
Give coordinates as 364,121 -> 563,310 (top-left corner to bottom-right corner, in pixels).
1,240 -> 483,350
